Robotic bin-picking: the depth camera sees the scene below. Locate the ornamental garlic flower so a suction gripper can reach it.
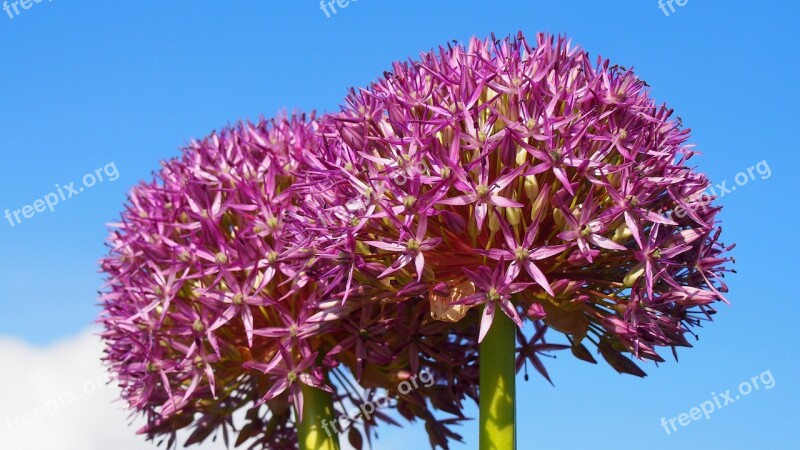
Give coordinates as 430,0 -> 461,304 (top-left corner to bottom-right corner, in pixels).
100,114 -> 475,450
312,32 -> 734,378
99,114 -> 341,449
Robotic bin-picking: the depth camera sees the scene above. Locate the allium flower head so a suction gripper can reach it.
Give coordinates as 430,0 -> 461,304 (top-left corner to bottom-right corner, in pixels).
100,113 -> 475,449
312,32 -> 734,377
99,114 -> 339,448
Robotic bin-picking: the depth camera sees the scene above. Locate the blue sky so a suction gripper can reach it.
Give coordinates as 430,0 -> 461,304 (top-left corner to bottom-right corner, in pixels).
0,1 -> 797,449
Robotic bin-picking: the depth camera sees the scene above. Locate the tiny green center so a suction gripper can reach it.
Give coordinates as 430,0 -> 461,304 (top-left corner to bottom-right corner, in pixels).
232,293 -> 244,305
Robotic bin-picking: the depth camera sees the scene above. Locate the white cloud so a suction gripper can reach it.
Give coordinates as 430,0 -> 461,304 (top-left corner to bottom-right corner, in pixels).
0,329 -> 370,450
0,329 -> 223,450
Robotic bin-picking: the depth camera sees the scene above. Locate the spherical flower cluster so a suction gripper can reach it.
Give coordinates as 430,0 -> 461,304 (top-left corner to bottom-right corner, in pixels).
100,114 -> 476,449
100,115 -> 333,448
312,32 -> 734,377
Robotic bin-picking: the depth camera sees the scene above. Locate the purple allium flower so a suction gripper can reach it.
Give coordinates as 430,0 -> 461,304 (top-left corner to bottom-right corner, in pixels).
99,114 -> 333,449
100,113 -> 475,449
310,32 -> 734,379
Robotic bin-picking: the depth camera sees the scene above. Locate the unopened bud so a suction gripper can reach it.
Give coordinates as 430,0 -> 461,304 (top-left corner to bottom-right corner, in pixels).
506,207 -> 522,227
523,175 -> 539,200
553,208 -> 566,228
613,223 -> 632,242
488,209 -> 501,232
623,263 -> 645,287
468,217 -> 480,238
516,148 -> 528,166
526,303 -> 547,320
530,192 -> 547,222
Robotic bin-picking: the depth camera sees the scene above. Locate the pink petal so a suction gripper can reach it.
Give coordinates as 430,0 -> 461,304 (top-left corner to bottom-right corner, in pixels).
493,165 -> 528,190
489,195 -> 524,208
506,261 -> 522,280
553,167 -> 574,195
529,245 -> 566,260
474,203 -> 488,230
587,234 -> 627,251
438,193 -> 478,206
478,302 -> 496,343
498,298 -> 523,327
414,252 -> 425,281
624,211 -> 643,249
523,261 -> 555,296
365,240 -> 405,252
241,305 -> 254,347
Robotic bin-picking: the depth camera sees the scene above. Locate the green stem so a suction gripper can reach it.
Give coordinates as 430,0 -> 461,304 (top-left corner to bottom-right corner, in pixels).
479,309 -> 517,450
297,384 -> 340,450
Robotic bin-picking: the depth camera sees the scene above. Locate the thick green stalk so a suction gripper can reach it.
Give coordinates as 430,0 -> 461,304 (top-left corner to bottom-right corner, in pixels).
479,309 -> 517,450
297,384 -> 340,450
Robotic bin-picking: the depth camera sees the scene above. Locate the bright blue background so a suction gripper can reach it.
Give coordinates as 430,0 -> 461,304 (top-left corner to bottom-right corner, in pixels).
0,1 -> 797,449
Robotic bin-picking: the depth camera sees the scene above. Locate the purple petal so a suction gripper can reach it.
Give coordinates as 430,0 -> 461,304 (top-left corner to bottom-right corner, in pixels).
523,261 -> 554,296
587,234 -> 627,251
